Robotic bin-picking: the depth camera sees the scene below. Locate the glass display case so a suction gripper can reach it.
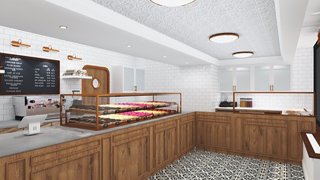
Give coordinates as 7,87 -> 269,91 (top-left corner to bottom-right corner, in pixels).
60,92 -> 182,130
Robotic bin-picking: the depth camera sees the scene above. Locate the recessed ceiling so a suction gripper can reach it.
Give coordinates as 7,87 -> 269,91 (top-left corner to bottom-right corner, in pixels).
93,0 -> 281,60
297,0 -> 320,48
0,0 -> 215,66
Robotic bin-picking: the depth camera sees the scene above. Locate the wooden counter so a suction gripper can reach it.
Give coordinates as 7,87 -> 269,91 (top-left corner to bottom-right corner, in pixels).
0,112 -> 316,180
196,112 -> 316,163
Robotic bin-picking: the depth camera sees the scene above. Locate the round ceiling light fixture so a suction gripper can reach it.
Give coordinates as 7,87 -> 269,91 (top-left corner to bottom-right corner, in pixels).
209,33 -> 239,43
59,25 -> 68,30
312,11 -> 320,16
150,0 -> 196,7
232,51 -> 254,58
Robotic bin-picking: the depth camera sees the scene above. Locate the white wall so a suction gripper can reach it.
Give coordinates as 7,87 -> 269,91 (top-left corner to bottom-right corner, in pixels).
0,25 -> 315,121
219,47 -> 314,111
0,26 -> 137,121
0,25 -> 221,121
136,59 -> 220,112
291,48 -> 313,91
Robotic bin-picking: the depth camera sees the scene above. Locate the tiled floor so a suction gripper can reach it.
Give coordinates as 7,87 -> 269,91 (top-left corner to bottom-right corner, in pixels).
149,150 -> 304,180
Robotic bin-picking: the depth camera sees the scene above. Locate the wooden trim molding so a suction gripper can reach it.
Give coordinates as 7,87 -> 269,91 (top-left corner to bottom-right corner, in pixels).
301,128 -> 320,159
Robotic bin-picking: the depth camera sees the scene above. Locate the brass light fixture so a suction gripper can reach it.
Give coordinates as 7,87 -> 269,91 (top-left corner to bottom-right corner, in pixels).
67,55 -> 82,60
232,51 -> 254,58
11,39 -> 31,48
0,66 -> 4,74
150,0 -> 196,7
42,45 -> 60,52
209,33 -> 239,43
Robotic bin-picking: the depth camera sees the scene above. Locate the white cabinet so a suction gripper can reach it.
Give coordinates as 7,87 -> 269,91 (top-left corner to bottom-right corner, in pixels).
111,66 -> 145,92
219,67 -> 250,91
255,66 -> 272,91
123,67 -> 135,91
273,65 -> 290,91
219,65 -> 290,92
254,65 -> 290,91
235,67 -> 250,91
219,69 -> 234,91
136,69 -> 145,91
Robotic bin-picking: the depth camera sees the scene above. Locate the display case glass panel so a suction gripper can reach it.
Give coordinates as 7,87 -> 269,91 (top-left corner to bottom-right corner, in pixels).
60,92 -> 181,130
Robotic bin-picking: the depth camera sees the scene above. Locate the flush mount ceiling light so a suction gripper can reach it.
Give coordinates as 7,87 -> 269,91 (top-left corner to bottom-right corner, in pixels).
59,25 -> 68,30
312,11 -> 320,15
232,51 -> 254,58
150,0 -> 196,7
209,33 -> 239,43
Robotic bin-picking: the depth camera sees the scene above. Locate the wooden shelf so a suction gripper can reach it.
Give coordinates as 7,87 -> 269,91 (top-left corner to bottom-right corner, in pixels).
62,76 -> 92,80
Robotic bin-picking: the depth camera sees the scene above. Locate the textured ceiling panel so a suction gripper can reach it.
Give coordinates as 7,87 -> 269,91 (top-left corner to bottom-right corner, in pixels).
92,0 -> 280,60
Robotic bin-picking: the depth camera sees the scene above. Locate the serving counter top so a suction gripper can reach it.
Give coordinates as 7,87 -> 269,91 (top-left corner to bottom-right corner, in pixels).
215,107 -> 283,113
0,111 -> 316,180
0,112 -> 189,158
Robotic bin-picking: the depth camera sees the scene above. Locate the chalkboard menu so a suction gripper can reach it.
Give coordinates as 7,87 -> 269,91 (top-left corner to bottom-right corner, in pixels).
0,53 -> 60,95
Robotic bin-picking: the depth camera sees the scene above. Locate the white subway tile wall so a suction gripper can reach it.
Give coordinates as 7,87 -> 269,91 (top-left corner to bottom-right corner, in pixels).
0,26 -> 137,121
291,48 -> 313,91
0,25 -> 315,121
220,48 -> 314,111
136,60 -> 220,112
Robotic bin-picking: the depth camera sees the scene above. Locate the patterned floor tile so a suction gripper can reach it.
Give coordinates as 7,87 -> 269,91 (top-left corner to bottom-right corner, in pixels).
149,150 -> 305,180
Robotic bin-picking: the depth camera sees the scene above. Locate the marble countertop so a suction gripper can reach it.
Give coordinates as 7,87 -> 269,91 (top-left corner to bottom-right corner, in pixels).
0,119 -> 60,129
215,107 -> 283,112
0,113 -> 190,158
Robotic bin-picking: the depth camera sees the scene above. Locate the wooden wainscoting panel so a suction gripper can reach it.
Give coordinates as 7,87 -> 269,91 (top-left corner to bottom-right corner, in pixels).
111,128 -> 150,180
30,139 -> 101,180
5,159 -> 27,180
154,118 -> 178,170
31,153 -> 100,180
242,117 -> 288,159
287,118 -> 302,162
179,113 -> 195,155
102,136 -> 111,180
196,113 -> 233,152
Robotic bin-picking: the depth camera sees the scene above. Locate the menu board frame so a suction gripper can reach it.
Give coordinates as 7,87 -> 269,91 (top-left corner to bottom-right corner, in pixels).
0,53 -> 60,95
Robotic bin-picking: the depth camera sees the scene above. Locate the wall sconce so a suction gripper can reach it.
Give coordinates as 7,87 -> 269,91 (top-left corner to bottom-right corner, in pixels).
0,65 -> 5,74
67,55 -> 82,60
0,66 -> 5,74
42,45 -> 60,52
11,39 -> 31,48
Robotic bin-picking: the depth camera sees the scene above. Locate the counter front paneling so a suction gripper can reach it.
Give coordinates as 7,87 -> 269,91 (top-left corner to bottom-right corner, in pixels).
0,112 -> 316,180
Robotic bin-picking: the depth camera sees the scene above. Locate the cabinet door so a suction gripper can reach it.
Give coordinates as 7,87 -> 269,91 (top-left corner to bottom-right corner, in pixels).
179,114 -> 195,154
136,69 -> 145,91
154,120 -> 178,169
32,154 -> 100,180
219,70 -> 234,91
196,115 -> 232,151
235,68 -> 250,91
31,140 -> 101,180
255,66 -> 271,91
112,128 -> 150,180
242,119 -> 287,159
273,66 -> 290,91
123,67 -> 135,91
